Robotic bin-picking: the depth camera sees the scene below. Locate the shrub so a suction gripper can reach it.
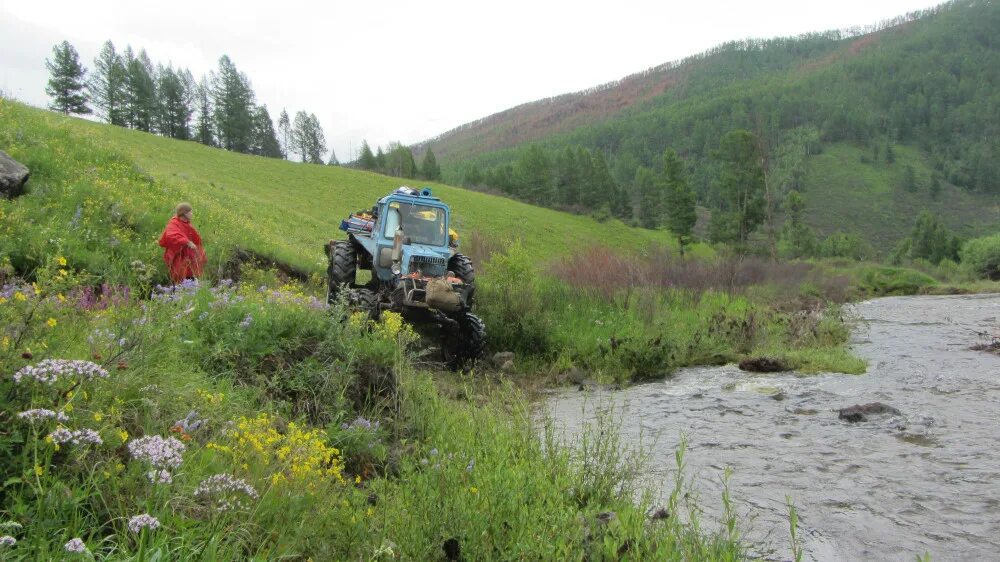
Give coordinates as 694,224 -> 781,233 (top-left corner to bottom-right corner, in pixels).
857,266 -> 937,295
961,233 -> 1000,280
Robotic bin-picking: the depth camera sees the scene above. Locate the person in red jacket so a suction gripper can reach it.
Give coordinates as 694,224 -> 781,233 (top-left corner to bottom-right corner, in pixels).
158,202 -> 207,283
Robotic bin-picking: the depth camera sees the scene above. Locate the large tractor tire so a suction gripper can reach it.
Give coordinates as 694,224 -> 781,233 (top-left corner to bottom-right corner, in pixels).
346,288 -> 380,321
327,240 -> 357,304
448,253 -> 476,306
442,312 -> 487,371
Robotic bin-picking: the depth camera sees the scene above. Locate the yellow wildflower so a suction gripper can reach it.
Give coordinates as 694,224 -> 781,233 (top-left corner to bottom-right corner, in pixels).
367,507 -> 374,517
34,465 -> 44,477
58,269 -> 67,277
64,403 -> 73,413
93,412 -> 103,422
114,462 -> 125,473
117,429 -> 129,442
46,318 -> 57,328
57,293 -> 66,303
1,336 -> 9,349
355,474 -> 362,484
469,486 -> 479,494
57,256 -> 67,266
0,297 -> 6,305
14,292 -> 26,302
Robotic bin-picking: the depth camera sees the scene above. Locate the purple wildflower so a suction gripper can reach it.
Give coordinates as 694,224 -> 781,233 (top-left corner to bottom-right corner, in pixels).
13,359 -> 109,385
63,538 -> 86,553
342,416 -> 380,431
238,314 -> 253,329
127,436 -> 186,469
0,535 -> 15,546
466,458 -> 475,473
127,514 -> 160,534
48,427 -> 103,446
146,469 -> 173,485
17,409 -> 69,422
194,474 -> 259,512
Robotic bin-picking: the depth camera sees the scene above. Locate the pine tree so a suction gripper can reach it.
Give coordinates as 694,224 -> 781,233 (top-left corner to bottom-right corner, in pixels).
308,113 -> 328,164
554,146 -> 580,207
156,65 -> 192,139
515,145 -> 554,204
375,147 -> 387,172
290,111 -> 327,163
421,147 -> 441,180
634,166 -> 660,228
463,164 -> 482,187
327,149 -> 339,166
662,149 -> 697,252
122,47 -> 157,131
211,55 -> 255,153
194,77 -> 215,147
45,41 -> 90,115
277,109 -> 291,159
777,190 -> 817,258
88,40 -> 126,125
709,129 -> 766,248
251,105 -> 282,158
358,140 -> 377,170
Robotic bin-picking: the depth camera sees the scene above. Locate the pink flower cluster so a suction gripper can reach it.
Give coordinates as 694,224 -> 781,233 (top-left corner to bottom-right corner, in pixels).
48,427 -> 103,446
146,469 -> 173,485
128,436 -> 186,469
127,514 -> 160,534
17,409 -> 69,422
63,538 -> 86,553
194,473 -> 259,512
13,359 -> 109,385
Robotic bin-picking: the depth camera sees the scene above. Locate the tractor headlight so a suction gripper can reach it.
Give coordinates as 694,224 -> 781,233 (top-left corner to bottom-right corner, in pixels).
391,263 -> 401,275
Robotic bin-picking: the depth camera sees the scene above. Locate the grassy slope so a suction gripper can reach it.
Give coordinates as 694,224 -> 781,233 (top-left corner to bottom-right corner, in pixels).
76,109 -> 673,273
803,143 -> 1000,249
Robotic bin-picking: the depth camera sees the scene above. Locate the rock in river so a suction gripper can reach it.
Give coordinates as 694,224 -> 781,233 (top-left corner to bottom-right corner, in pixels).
838,402 -> 902,423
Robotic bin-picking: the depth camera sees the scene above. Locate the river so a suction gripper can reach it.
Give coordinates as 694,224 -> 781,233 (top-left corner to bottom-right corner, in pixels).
545,294 -> 1000,561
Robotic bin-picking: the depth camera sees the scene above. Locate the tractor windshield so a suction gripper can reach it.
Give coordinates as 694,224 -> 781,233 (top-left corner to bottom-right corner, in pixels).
384,202 -> 447,246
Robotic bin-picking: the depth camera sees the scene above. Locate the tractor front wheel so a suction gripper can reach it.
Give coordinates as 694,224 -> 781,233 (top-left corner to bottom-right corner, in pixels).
327,240 -> 358,304
448,253 -> 476,306
442,312 -> 487,371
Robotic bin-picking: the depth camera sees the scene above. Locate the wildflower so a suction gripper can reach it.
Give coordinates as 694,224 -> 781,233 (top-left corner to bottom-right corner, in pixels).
48,428 -> 102,446
46,318 -> 57,328
146,469 -> 173,484
13,359 -> 109,385
429,448 -> 438,457
341,416 -> 380,432
355,474 -> 362,484
93,412 -> 103,422
128,436 -> 186,469
117,429 -> 129,442
17,409 -> 69,423
0,297 -> 6,304
195,474 -> 259,512
57,293 -> 66,303
14,291 -> 26,301
0,535 -> 16,546
238,314 -> 253,329
466,458 -> 475,473
34,464 -> 44,477
127,514 -> 160,534
57,256 -> 67,266
64,538 -> 86,553
470,486 -> 479,494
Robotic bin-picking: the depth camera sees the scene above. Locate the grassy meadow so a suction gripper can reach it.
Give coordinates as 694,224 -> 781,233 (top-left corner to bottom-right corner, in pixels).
11,98 -> 984,558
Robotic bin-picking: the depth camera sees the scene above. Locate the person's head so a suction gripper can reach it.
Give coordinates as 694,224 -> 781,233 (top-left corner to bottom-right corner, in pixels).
175,202 -> 193,222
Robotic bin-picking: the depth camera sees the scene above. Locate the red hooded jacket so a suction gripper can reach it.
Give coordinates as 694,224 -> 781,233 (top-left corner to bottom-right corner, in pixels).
158,216 -> 207,282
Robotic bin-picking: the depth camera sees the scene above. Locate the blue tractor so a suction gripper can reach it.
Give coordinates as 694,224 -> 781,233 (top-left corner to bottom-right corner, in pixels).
324,186 -> 485,369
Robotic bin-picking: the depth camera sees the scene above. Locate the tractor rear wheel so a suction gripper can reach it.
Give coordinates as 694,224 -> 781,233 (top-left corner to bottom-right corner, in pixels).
327,240 -> 357,304
442,312 -> 487,371
448,253 -> 476,305
346,288 -> 380,320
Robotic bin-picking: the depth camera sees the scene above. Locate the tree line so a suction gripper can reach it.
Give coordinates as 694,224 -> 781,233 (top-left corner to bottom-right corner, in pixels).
44,40 -> 331,164
354,141 -> 441,181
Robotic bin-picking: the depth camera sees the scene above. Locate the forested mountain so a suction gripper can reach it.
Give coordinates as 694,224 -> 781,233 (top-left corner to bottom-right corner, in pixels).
414,0 -> 999,249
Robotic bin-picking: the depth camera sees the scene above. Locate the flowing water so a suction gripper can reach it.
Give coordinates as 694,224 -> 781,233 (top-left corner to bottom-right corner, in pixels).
545,294 -> 1000,561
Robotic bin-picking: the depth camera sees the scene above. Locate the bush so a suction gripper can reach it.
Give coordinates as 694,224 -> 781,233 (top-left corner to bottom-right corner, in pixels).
961,233 -> 1000,280
857,266 -> 937,295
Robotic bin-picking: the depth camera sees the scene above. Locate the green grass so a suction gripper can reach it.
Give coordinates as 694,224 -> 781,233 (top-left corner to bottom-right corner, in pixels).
802,143 -> 998,250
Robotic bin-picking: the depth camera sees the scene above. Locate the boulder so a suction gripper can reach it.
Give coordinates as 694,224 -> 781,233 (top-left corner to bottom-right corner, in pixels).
0,150 -> 29,199
838,402 -> 901,423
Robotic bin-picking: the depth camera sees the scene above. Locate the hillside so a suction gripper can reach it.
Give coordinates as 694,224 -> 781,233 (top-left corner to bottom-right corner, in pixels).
0,100 -> 671,284
415,0 -> 1000,247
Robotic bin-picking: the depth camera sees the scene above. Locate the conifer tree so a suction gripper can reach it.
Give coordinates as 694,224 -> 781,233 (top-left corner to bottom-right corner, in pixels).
194,77 -> 215,146
662,149 -> 697,253
89,40 -> 126,125
308,113 -> 328,164
709,129 -> 766,248
515,145 -> 554,204
45,41 -> 90,115
251,105 -> 282,158
375,147 -> 387,173
211,55 -> 255,153
634,166 -> 660,229
554,147 -> 580,207
290,111 -> 327,163
327,149 -> 339,166
157,65 -> 192,139
421,147 -> 441,180
277,109 -> 291,159
358,140 -> 377,170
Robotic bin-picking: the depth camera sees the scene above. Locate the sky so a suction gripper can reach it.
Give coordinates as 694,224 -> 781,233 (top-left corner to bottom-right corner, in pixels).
0,0 -> 944,162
